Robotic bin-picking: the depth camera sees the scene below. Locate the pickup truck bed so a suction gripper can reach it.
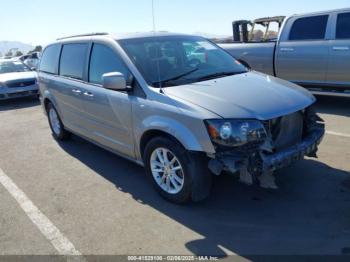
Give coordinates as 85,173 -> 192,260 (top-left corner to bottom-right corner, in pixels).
220,42 -> 276,76
220,8 -> 350,97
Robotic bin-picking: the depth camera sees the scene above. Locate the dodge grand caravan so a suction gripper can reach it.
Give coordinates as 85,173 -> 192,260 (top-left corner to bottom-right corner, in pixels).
38,32 -> 325,203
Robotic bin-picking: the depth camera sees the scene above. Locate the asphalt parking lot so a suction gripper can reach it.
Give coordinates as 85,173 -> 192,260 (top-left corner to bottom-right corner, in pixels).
0,95 -> 349,260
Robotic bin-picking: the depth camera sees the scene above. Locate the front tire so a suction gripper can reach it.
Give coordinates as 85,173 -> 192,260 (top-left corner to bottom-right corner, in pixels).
47,103 -> 70,141
143,136 -> 212,204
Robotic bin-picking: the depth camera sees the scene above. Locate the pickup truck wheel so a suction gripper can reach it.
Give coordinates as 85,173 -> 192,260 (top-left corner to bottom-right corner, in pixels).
47,103 -> 70,141
143,137 -> 212,204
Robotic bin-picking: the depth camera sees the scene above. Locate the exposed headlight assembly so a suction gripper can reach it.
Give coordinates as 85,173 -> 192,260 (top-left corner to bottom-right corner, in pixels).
205,119 -> 267,147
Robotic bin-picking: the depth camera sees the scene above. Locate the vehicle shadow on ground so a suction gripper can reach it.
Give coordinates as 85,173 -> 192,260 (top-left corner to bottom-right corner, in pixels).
0,97 -> 40,111
314,95 -> 350,117
58,135 -> 350,258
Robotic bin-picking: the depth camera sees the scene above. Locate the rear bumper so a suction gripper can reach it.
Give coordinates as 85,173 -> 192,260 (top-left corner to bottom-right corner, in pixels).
0,85 -> 39,100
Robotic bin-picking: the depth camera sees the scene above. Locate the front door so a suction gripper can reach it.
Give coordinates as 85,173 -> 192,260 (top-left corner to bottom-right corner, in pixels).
80,43 -> 135,157
276,15 -> 330,85
327,11 -> 350,87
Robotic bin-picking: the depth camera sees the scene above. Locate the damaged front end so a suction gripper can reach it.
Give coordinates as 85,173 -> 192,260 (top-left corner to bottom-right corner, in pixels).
206,106 -> 325,189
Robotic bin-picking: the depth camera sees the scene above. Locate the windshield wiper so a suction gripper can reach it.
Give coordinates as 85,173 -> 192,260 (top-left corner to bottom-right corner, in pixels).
153,67 -> 199,87
193,71 -> 246,82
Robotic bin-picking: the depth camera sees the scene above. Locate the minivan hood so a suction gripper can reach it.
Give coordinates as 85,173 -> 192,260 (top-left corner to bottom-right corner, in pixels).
0,71 -> 37,83
164,71 -> 315,120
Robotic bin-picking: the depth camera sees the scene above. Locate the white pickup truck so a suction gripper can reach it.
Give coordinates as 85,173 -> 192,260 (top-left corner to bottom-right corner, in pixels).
220,8 -> 350,97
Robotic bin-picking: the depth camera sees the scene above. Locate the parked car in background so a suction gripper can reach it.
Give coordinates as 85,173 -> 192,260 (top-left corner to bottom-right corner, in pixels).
39,32 -> 324,203
20,52 -> 40,70
0,59 -> 38,100
220,8 -> 350,97
18,54 -> 30,62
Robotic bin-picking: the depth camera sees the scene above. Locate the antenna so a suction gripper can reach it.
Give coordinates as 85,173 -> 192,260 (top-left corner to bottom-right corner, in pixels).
151,0 -> 156,33
151,0 -> 163,92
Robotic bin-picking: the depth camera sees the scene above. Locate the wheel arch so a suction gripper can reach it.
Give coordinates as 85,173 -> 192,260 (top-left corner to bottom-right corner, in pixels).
43,97 -> 52,112
41,90 -> 62,119
139,129 -> 185,159
136,115 -> 214,161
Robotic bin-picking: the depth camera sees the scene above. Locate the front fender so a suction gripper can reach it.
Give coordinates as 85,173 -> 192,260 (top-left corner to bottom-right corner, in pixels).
135,115 -> 215,160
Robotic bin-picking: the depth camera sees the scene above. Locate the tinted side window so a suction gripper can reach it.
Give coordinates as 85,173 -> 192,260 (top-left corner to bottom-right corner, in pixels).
89,44 -> 129,85
60,44 -> 88,80
40,44 -> 61,74
336,12 -> 350,39
289,15 -> 329,40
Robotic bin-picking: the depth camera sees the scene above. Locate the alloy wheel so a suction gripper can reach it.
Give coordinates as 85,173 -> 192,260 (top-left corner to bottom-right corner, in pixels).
150,147 -> 185,194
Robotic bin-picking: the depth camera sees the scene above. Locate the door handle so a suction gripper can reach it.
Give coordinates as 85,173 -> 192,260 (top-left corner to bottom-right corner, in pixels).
332,46 -> 349,51
72,89 -> 82,94
83,91 -> 94,97
280,47 -> 294,52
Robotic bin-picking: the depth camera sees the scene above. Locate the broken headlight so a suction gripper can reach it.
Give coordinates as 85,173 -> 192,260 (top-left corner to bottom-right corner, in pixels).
205,119 -> 267,147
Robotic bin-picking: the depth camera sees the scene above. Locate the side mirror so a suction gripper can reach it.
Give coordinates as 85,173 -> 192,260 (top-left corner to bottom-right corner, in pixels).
31,67 -> 37,71
102,72 -> 130,91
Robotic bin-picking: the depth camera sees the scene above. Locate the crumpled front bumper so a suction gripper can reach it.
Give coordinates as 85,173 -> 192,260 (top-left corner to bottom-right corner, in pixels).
261,127 -> 324,172
208,119 -> 325,177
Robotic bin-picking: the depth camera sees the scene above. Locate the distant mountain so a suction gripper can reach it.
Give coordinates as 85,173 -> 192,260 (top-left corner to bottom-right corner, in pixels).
0,41 -> 34,56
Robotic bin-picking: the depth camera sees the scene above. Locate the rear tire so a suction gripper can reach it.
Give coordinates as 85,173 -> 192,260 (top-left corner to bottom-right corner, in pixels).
143,136 -> 212,204
47,102 -> 70,141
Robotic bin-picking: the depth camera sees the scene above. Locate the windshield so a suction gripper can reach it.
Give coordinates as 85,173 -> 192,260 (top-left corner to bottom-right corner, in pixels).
0,61 -> 31,74
118,36 -> 248,87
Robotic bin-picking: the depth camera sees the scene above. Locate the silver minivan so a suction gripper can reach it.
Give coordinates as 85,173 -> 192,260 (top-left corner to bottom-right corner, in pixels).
39,32 -> 325,203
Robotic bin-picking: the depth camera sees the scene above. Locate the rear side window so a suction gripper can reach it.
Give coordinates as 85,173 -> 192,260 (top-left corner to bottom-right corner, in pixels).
289,15 -> 329,40
89,44 -> 129,85
40,44 -> 61,74
59,43 -> 88,80
336,12 -> 350,39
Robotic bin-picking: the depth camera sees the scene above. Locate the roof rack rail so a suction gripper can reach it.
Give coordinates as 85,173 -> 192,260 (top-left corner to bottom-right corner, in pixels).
57,32 -> 109,40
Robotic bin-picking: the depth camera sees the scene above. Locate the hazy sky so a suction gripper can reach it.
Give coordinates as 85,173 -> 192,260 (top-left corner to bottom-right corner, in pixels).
1,0 -> 349,45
